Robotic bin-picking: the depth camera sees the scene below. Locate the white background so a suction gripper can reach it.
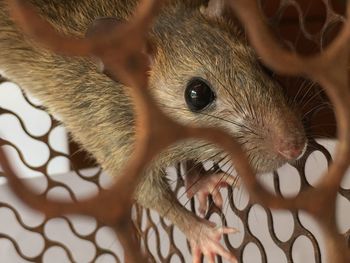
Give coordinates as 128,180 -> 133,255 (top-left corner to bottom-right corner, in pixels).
0,81 -> 349,263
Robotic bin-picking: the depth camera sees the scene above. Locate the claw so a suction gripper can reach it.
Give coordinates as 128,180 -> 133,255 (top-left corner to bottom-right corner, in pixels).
185,163 -> 240,216
189,219 -> 238,263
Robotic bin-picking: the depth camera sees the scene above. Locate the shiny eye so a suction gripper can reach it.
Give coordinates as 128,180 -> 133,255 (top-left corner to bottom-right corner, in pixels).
184,78 -> 215,112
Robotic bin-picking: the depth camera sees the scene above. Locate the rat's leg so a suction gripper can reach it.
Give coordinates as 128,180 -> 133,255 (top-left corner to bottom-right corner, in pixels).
183,160 -> 240,216
135,170 -> 238,263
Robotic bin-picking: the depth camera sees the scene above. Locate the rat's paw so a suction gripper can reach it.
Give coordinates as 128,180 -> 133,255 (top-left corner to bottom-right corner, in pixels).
189,220 -> 238,263
186,172 -> 239,216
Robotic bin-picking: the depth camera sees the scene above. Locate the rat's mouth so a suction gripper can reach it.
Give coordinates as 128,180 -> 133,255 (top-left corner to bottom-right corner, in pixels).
247,140 -> 308,173
277,139 -> 308,161
245,152 -> 287,174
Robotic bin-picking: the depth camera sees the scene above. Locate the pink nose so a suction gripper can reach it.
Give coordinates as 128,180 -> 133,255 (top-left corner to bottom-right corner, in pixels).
276,142 -> 307,160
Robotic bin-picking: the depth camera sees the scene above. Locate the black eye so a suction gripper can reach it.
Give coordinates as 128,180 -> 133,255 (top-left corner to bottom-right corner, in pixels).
185,78 -> 215,112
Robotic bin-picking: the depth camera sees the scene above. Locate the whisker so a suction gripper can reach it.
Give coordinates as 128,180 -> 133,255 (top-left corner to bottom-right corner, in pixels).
167,150 -> 224,187
292,78 -> 310,105
301,90 -> 327,112
182,158 -> 233,213
181,156 -> 232,207
302,102 -> 332,119
160,104 -> 261,137
223,166 -> 239,217
298,82 -> 318,108
177,154 -> 229,202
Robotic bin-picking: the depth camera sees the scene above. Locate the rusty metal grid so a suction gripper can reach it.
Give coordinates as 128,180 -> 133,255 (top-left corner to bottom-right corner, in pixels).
0,0 -> 349,263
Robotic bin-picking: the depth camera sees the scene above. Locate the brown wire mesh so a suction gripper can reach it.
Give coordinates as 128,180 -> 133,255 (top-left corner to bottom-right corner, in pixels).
0,0 -> 349,262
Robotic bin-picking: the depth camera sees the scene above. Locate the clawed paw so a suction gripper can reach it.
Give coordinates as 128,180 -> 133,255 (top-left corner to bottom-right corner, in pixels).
189,220 -> 238,263
185,169 -> 240,216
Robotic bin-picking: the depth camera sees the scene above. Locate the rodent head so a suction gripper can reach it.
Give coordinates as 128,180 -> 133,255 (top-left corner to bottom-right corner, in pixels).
148,4 -> 307,173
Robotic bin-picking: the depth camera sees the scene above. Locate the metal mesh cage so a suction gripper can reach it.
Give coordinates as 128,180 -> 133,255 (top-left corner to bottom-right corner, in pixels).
0,0 -> 348,262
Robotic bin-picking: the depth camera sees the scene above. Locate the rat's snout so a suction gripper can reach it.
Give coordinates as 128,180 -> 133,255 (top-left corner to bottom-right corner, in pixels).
266,110 -> 307,162
274,137 -> 307,161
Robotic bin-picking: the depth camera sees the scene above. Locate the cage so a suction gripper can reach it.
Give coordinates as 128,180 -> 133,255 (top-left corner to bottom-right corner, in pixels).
0,0 -> 349,262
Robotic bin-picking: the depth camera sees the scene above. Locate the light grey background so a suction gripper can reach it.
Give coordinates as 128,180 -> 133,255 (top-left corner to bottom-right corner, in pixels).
0,82 -> 349,263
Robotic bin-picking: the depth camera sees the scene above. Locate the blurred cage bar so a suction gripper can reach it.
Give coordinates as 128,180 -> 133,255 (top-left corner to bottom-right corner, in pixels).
0,0 -> 348,262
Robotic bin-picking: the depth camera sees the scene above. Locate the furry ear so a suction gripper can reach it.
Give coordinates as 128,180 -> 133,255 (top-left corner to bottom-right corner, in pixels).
200,0 -> 243,36
86,17 -> 157,76
200,0 -> 227,20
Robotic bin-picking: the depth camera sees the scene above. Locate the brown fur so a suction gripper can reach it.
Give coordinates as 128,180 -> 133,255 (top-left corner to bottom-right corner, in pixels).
0,0 -> 305,244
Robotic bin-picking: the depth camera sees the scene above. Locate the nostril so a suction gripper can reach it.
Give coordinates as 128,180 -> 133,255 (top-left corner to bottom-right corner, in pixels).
277,141 -> 307,161
278,148 -> 300,160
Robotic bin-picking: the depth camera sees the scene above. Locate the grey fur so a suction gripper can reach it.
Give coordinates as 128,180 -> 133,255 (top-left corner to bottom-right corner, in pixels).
0,0 -> 305,250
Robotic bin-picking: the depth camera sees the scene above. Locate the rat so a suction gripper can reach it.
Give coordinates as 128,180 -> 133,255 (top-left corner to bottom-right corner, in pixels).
0,0 -> 307,262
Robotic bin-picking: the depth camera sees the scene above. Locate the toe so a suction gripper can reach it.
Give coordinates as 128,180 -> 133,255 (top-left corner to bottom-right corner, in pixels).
188,220 -> 238,263
212,188 -> 224,209
212,242 -> 236,263
191,245 -> 201,263
213,173 -> 239,188
204,252 -> 215,263
218,226 -> 239,235
224,174 -> 239,187
198,192 -> 208,216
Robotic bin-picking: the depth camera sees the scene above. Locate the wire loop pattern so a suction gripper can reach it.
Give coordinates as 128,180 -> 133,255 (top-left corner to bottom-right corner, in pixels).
0,0 -> 349,262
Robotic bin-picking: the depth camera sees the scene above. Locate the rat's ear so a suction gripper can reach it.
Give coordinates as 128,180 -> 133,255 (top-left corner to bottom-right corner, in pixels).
200,0 -> 243,36
200,0 -> 226,20
144,35 -> 157,67
200,0 -> 239,24
86,17 -> 157,75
